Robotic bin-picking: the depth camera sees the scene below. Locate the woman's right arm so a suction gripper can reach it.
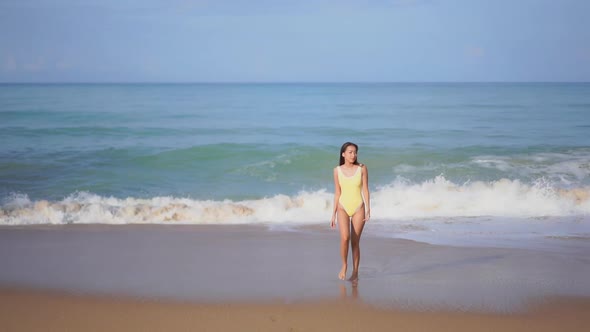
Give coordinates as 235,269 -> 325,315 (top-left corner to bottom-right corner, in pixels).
331,167 -> 341,228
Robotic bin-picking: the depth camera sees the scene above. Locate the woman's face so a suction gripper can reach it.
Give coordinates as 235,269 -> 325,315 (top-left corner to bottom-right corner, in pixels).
342,146 -> 357,164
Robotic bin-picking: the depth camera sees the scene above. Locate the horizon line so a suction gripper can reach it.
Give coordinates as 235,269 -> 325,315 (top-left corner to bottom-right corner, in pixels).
1,81 -> 589,85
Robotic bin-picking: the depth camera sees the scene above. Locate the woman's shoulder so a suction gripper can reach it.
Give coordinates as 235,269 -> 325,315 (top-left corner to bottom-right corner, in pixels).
358,163 -> 368,174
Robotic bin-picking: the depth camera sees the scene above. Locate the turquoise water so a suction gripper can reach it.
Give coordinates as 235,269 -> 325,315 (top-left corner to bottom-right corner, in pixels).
1,83 -> 590,228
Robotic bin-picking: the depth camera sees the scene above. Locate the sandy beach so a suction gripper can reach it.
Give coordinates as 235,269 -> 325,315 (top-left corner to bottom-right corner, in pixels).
1,224 -> 590,331
2,287 -> 590,332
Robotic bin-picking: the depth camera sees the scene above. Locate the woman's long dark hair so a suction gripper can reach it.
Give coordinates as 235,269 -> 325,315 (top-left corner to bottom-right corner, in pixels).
339,142 -> 359,166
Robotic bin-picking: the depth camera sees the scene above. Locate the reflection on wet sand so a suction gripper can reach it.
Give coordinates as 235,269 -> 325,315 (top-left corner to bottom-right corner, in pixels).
339,280 -> 359,301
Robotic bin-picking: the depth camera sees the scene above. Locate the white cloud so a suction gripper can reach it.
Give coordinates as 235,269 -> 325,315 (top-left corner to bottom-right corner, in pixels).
23,57 -> 46,72
465,46 -> 485,58
577,47 -> 590,62
55,59 -> 74,70
1,56 -> 17,72
166,0 -> 434,17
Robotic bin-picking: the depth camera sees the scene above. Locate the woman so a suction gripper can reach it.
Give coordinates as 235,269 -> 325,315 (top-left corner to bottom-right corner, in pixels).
330,142 -> 370,281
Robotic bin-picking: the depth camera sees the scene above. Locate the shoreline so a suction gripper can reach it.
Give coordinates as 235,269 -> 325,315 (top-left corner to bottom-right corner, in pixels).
3,215 -> 589,254
2,286 -> 590,332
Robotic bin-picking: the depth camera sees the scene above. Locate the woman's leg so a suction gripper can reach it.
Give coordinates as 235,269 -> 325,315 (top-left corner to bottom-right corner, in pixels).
349,205 -> 366,281
337,208 -> 351,280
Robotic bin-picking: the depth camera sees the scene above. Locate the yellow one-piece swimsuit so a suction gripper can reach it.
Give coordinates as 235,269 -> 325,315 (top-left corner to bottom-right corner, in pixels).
338,165 -> 364,217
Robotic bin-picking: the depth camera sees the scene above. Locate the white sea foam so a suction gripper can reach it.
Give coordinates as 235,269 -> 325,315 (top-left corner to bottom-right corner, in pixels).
1,177 -> 589,226
375,176 -> 590,218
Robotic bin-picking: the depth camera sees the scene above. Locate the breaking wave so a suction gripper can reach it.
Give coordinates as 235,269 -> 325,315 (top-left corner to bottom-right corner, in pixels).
1,176 -> 589,225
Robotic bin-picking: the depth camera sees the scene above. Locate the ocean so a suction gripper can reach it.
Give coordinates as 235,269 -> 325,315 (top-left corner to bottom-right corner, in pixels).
1,82 -> 589,249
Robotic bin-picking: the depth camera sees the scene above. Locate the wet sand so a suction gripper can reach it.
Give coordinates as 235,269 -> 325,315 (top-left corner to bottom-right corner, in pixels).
1,287 -> 590,332
1,224 -> 590,330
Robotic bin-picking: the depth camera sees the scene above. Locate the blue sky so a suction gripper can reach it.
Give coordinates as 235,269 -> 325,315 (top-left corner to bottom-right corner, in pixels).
1,0 -> 589,82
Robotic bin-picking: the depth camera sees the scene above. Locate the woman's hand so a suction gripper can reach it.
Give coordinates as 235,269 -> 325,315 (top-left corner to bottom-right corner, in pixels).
364,209 -> 371,222
330,214 -> 337,228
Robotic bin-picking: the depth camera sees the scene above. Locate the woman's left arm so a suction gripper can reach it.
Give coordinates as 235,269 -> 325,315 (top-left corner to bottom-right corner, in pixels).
362,165 -> 370,221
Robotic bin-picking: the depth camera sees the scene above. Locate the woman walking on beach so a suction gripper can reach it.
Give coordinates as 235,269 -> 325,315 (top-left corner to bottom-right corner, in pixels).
331,142 -> 371,281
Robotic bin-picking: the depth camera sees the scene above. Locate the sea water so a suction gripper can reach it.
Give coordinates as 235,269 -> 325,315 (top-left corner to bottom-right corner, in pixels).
1,83 -> 589,249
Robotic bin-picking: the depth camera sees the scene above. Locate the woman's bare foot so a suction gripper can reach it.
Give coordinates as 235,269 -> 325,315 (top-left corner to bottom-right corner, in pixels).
348,272 -> 358,282
338,264 -> 347,280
